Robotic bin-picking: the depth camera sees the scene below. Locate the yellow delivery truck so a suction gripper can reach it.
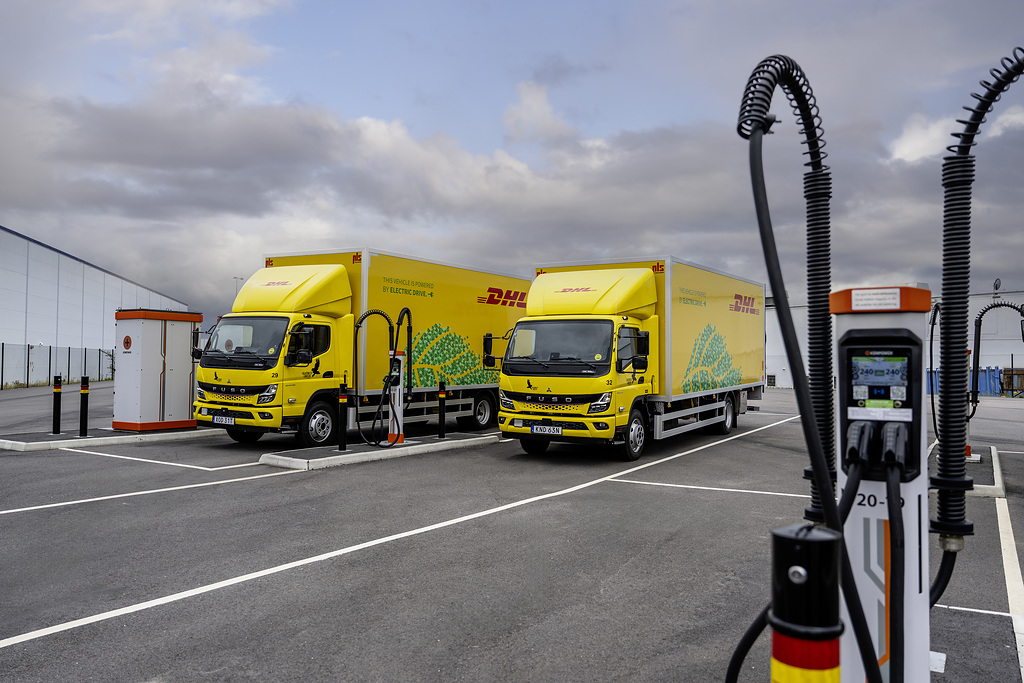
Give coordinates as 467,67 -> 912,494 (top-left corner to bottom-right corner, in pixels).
493,257 -> 765,460
193,249 -> 530,445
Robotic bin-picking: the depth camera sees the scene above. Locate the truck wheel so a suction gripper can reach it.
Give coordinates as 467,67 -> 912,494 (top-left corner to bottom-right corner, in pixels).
300,401 -> 336,447
620,408 -> 647,461
457,393 -> 496,431
520,439 -> 549,455
226,429 -> 263,444
714,396 -> 736,435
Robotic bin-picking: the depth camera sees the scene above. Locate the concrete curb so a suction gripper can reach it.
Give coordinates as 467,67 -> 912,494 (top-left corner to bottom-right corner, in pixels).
259,434 -> 500,470
0,429 -> 217,452
969,446 -> 1005,498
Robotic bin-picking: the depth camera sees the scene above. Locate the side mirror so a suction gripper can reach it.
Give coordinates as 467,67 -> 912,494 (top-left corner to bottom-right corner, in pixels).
633,355 -> 649,372
191,348 -> 203,361
286,349 -> 313,367
483,355 -> 495,368
483,333 -> 493,355
636,331 -> 650,357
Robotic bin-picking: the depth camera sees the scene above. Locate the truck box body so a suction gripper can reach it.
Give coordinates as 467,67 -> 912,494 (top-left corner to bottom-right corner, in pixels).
498,256 -> 765,458
194,249 -> 530,445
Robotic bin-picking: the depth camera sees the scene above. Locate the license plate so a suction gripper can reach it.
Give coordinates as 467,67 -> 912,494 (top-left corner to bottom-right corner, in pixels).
531,425 -> 561,435
213,416 -> 235,425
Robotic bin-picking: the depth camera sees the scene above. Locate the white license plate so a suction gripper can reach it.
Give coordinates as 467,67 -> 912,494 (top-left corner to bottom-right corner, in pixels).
531,425 -> 561,435
213,416 -> 235,425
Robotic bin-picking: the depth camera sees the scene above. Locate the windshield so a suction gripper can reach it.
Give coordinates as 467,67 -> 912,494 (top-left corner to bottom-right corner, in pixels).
503,320 -> 612,376
202,316 -> 288,368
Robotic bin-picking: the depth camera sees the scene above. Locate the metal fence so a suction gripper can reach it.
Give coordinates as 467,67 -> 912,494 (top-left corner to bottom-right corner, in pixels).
927,366 -> 1010,397
0,344 -> 114,389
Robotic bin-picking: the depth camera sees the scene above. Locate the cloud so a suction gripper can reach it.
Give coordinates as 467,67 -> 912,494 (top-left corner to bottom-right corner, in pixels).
502,82 -> 577,144
888,113 -> 952,163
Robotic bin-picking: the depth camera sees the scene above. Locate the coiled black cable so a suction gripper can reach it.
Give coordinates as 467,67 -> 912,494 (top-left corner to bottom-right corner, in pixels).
739,55 -> 835,524
934,47 -> 1024,539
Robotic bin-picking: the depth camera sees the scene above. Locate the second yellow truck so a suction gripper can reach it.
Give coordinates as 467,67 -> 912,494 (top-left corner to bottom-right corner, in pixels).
493,257 -> 765,459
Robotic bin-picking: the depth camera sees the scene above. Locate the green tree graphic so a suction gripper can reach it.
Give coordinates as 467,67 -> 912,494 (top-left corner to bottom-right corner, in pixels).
410,323 -> 498,387
680,324 -> 742,393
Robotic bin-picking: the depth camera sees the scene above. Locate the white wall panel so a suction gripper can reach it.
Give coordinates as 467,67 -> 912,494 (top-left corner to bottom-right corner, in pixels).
57,256 -> 85,347
0,231 -> 28,344
83,266 -> 105,348
25,243 -> 58,345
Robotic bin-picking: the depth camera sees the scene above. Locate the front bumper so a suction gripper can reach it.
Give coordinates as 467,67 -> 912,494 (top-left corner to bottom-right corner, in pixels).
498,410 -> 618,442
194,402 -> 283,431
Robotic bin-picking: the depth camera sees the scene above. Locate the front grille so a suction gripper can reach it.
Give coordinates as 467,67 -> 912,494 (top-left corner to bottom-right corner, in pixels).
207,393 -> 254,404
519,403 -> 582,413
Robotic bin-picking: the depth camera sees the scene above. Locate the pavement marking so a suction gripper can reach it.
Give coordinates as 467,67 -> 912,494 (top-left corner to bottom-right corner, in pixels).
0,414 -> 800,650
933,603 -> 1013,618
60,447 -> 260,472
610,479 -> 812,499
996,496 -> 1024,682
0,470 -> 303,517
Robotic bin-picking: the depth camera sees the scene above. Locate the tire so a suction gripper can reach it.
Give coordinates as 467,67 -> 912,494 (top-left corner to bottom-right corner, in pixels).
714,396 -> 736,435
226,429 -> 263,444
619,408 -> 647,461
456,393 -> 496,431
521,439 -> 549,455
299,401 -> 337,447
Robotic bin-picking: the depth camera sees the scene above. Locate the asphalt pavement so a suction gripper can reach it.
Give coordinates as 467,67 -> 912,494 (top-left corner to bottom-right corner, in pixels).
0,385 -> 1022,681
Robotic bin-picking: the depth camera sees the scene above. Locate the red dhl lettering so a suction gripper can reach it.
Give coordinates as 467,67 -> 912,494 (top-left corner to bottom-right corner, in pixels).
652,262 -> 665,273
352,253 -> 362,263
556,287 -> 596,293
261,281 -> 292,287
265,258 -> 274,267
729,294 -> 761,315
477,287 -> 527,308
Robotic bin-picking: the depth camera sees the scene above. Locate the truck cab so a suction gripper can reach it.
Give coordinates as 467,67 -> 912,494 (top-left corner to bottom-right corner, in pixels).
497,268 -> 659,460
193,265 -> 355,446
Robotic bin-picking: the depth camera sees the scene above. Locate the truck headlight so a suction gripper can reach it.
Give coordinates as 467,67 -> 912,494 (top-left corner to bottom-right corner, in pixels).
588,392 -> 611,414
499,390 -> 514,411
196,386 -> 206,400
257,384 -> 278,404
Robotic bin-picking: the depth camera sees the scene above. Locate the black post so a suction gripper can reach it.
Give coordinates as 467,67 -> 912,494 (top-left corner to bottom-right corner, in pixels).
79,376 -> 89,437
337,382 -> 348,452
52,375 -> 62,434
767,523 -> 843,677
437,381 -> 446,440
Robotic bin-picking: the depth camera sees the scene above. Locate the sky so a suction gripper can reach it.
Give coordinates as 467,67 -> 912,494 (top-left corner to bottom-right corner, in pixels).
2,0 -> 1023,321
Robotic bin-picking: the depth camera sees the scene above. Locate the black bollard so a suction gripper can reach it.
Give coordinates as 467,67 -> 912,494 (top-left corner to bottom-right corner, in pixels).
79,376 -> 89,437
437,381 -> 446,439
337,382 -> 348,452
767,523 -> 843,680
52,375 -> 62,435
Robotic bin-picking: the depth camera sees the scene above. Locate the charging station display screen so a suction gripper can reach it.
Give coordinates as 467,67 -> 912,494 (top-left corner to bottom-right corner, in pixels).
846,350 -> 913,421
851,356 -> 908,402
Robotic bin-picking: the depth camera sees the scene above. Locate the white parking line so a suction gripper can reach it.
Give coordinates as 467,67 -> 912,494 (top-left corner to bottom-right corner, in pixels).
996,497 -> 1024,681
0,415 -> 800,649
610,478 -> 812,499
0,470 -> 303,516
60,447 -> 260,471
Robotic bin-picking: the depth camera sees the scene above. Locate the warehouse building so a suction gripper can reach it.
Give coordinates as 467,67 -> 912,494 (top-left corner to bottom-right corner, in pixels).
0,224 -> 190,389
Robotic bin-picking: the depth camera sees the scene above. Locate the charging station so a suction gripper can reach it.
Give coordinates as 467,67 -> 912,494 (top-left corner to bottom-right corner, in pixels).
113,309 -> 203,431
832,286 -> 932,681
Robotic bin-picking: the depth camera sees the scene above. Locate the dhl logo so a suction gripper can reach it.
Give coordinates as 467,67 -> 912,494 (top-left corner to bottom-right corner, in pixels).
652,262 -> 664,273
261,281 -> 291,287
352,253 -> 362,263
556,287 -> 596,293
730,294 -> 760,315
265,258 -> 274,267
479,288 -> 527,307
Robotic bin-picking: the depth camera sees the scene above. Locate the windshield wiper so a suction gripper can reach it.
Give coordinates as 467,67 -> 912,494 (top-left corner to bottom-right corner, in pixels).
509,356 -> 550,368
559,356 -> 600,370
